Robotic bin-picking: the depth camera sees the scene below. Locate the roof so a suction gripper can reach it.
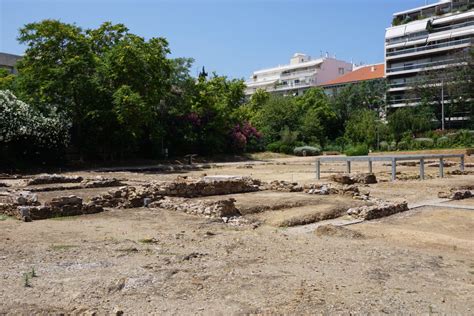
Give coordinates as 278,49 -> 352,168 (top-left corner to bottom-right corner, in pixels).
319,63 -> 385,87
253,57 -> 325,76
393,0 -> 450,16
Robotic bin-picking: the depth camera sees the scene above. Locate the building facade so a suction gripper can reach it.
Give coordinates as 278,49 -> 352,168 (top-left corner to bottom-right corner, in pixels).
0,52 -> 22,74
385,0 -> 473,108
245,53 -> 353,96
319,63 -> 385,96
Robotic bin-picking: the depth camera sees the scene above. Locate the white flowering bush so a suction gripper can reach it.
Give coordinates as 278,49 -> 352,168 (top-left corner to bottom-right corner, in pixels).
0,90 -> 70,149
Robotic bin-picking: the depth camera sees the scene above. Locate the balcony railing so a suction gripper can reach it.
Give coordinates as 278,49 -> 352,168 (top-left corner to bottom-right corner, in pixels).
386,37 -> 472,57
431,20 -> 474,33
387,97 -> 422,105
386,58 -> 460,73
281,70 -> 317,78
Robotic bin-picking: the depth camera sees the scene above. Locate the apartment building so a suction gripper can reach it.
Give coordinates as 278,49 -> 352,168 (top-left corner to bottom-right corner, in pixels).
245,53 -> 353,96
319,63 -> 385,96
385,0 -> 473,108
0,52 -> 22,74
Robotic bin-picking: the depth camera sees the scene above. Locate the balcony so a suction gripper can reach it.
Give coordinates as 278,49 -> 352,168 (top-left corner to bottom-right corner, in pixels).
386,58 -> 461,74
281,69 -> 317,78
431,19 -> 474,33
386,37 -> 472,58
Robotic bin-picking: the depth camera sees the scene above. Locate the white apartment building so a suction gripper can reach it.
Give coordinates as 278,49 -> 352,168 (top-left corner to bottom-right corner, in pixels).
385,0 -> 473,108
245,53 -> 353,96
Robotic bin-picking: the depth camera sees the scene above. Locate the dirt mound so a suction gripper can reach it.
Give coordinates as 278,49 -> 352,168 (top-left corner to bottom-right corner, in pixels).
315,224 -> 364,239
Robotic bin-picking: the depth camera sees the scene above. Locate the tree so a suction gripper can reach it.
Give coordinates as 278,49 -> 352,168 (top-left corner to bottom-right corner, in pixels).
252,95 -> 302,144
296,88 -> 337,146
409,48 -> 473,129
330,79 -> 387,134
344,109 -> 380,148
388,106 -> 434,142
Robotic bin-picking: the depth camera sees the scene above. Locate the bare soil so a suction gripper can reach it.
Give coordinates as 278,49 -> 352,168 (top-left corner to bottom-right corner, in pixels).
1,150 -> 473,314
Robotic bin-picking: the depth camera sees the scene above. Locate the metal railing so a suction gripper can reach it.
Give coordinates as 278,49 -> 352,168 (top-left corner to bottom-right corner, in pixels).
386,58 -> 459,73
386,37 -> 472,57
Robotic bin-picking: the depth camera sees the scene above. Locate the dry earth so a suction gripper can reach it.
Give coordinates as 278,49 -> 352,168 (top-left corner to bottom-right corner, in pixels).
1,150 -> 473,314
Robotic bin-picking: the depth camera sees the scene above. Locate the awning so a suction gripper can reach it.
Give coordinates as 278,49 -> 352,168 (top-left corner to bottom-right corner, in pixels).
432,11 -> 474,25
386,25 -> 406,39
404,19 -> 429,34
427,32 -> 452,42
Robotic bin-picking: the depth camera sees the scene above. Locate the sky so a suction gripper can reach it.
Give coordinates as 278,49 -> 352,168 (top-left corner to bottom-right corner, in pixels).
0,0 -> 438,79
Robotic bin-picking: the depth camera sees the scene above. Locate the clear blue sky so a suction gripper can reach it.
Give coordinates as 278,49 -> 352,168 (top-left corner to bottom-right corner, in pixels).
1,0 -> 437,79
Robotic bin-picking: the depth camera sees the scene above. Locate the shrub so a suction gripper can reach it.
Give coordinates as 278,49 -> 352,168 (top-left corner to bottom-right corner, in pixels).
436,136 -> 450,148
266,141 -> 282,153
345,144 -> 369,156
293,146 -> 321,156
279,144 -> 293,155
412,138 -> 434,149
379,141 -> 389,151
397,140 -> 410,150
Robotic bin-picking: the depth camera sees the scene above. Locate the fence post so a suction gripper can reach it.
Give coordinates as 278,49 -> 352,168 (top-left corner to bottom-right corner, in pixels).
316,159 -> 321,180
368,160 -> 373,173
391,158 -> 397,181
439,158 -> 444,178
460,155 -> 464,172
346,161 -> 351,173
419,158 -> 425,180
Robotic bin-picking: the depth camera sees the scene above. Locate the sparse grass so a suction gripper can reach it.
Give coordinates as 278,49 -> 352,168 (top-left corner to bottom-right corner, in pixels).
50,215 -> 79,221
138,238 -> 158,244
23,272 -> 31,287
248,151 -> 292,160
50,244 -> 78,251
0,214 -> 13,221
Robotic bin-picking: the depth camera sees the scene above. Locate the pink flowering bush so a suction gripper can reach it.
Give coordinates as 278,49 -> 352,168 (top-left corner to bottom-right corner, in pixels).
230,121 -> 263,152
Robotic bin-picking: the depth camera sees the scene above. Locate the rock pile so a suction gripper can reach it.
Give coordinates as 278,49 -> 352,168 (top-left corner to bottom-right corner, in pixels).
149,197 -> 240,218
264,180 -> 303,192
81,177 -> 125,188
0,192 -> 102,221
438,189 -> 473,200
347,201 -> 408,220
88,176 -> 262,209
27,174 -> 83,185
304,183 -> 369,200
330,173 -> 377,185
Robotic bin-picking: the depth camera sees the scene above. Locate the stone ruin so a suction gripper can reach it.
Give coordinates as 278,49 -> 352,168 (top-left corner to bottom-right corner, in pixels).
347,201 -> 409,220
264,180 -> 303,192
27,174 -> 83,185
0,191 -> 102,221
149,197 -> 239,218
330,173 -> 377,185
438,186 -> 473,200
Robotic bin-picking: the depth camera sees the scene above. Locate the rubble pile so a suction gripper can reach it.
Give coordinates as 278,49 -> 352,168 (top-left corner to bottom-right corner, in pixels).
27,174 -> 83,185
0,192 -> 102,221
438,188 -> 473,200
81,177 -> 125,188
330,173 -> 377,185
88,176 -> 262,209
154,176 -> 261,197
149,197 -> 240,218
264,180 -> 303,192
304,183 -> 370,200
347,201 -> 409,220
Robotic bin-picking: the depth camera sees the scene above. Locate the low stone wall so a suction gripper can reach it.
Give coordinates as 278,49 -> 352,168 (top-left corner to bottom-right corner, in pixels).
89,176 -> 261,209
27,174 -> 83,185
347,201 -> 409,220
1,193 -> 103,221
149,197 -> 239,218
264,180 -> 303,192
330,173 -> 377,185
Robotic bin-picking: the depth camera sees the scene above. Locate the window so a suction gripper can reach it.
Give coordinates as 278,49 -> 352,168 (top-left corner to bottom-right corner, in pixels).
338,68 -> 345,75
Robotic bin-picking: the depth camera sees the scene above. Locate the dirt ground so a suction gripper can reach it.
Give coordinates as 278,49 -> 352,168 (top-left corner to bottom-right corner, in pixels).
1,150 -> 473,314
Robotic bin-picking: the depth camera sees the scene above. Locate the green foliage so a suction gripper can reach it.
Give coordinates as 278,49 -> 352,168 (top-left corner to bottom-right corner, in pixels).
293,146 -> 321,156
412,138 -> 435,149
344,144 -> 369,156
344,109 -> 379,148
388,106 -> 434,142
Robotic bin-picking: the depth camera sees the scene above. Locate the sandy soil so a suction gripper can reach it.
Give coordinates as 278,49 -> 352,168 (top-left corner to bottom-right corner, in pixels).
1,151 -> 473,314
